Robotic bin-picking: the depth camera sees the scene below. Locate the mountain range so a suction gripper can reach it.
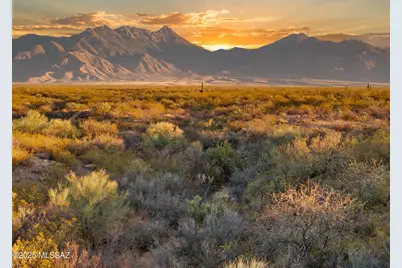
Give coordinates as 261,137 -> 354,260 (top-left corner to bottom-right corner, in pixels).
12,25 -> 390,83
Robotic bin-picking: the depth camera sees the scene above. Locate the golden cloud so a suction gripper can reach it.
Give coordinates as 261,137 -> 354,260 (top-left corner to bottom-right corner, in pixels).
49,11 -> 138,28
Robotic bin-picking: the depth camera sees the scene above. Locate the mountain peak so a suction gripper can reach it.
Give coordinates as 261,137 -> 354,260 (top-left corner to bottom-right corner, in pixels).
283,33 -> 310,42
157,26 -> 177,35
93,25 -> 114,32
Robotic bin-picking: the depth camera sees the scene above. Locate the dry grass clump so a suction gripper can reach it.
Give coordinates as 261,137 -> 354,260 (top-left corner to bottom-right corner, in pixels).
265,181 -> 355,220
259,182 -> 358,267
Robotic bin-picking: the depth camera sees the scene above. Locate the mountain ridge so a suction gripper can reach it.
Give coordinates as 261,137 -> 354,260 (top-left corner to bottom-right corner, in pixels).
13,26 -> 390,83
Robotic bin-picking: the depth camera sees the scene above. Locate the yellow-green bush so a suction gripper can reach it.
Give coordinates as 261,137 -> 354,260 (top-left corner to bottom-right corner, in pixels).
13,110 -> 49,134
81,147 -> 149,175
81,119 -> 119,138
12,233 -> 59,267
144,122 -> 184,149
48,170 -> 129,247
44,119 -> 81,138
13,131 -> 76,164
12,144 -> 32,166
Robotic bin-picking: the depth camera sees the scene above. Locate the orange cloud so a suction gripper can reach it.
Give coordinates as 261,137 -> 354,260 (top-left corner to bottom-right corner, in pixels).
125,10 -> 232,26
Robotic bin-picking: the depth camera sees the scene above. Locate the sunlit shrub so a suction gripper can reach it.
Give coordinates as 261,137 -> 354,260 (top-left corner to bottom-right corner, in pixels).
269,131 -> 347,183
13,131 -> 76,164
144,122 -> 184,149
339,161 -> 389,207
30,215 -> 82,249
12,144 -> 32,166
44,119 -> 81,138
12,193 -> 36,240
81,120 -> 119,138
13,110 -> 49,134
65,102 -> 88,112
48,170 -> 129,247
92,102 -> 112,115
12,233 -> 59,267
224,257 -> 269,268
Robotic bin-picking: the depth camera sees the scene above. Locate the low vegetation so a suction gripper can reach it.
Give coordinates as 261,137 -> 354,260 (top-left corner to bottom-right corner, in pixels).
12,85 -> 389,267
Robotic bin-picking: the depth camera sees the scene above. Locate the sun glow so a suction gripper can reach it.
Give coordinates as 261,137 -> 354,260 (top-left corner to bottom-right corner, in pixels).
202,44 -> 234,51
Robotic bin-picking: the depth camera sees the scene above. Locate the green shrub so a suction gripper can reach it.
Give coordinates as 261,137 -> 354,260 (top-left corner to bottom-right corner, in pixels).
268,132 -> 348,183
188,195 -> 212,223
206,141 -> 241,182
81,147 -> 149,176
144,122 -> 184,149
244,176 -> 285,209
340,161 -> 389,207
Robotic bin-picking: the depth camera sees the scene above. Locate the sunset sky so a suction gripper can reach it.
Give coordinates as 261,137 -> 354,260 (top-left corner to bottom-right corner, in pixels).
12,0 -> 390,50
